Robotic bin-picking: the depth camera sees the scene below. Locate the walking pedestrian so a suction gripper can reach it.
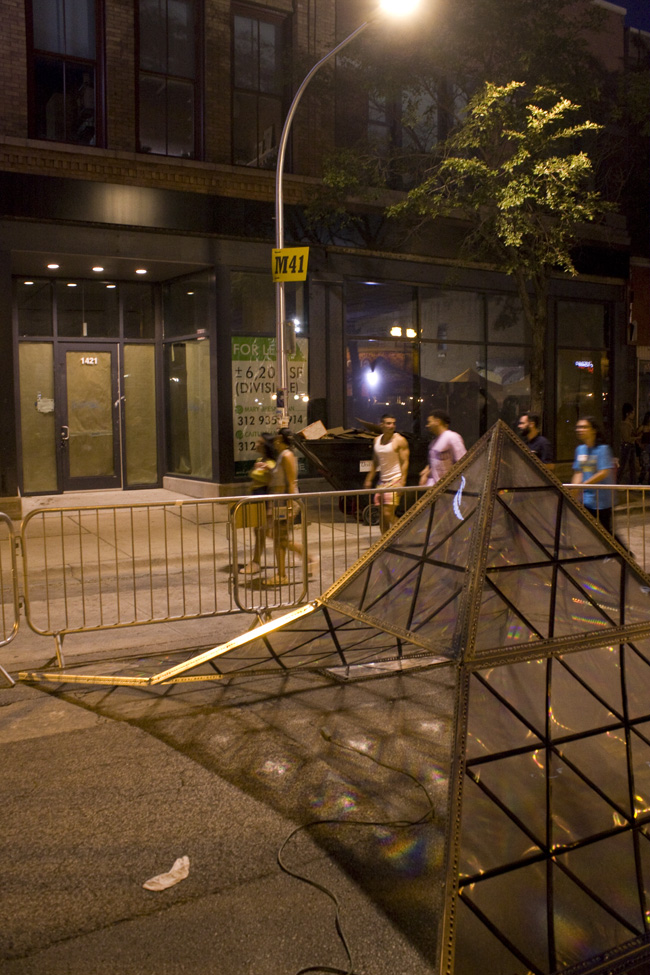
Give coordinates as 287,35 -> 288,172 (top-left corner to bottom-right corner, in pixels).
363,413 -> 410,533
638,411 -> 650,484
266,427 -> 312,585
239,433 -> 276,576
517,412 -> 553,466
419,410 -> 466,486
572,416 -> 618,536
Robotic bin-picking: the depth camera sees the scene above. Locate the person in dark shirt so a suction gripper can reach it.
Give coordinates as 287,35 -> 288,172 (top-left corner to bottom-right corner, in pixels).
518,412 -> 553,466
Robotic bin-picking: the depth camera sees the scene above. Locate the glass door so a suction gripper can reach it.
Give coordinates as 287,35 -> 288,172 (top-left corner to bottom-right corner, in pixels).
57,344 -> 121,490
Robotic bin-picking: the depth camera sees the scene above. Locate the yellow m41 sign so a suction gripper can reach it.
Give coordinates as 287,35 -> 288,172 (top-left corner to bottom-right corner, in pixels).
272,247 -> 309,282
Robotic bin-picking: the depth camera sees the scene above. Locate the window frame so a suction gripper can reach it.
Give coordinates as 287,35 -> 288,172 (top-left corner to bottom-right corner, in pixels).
135,0 -> 204,160
231,3 -> 289,169
25,0 -> 105,147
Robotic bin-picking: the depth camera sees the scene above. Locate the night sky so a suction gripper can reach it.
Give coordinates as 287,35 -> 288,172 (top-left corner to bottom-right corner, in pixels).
624,0 -> 650,32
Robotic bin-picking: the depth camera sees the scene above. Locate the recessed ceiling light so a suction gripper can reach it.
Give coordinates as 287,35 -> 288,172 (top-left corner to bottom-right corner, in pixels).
187,291 -> 194,295
135,268 -> 147,275
106,284 -> 116,289
47,263 -> 59,269
24,280 -> 34,285
92,266 -> 104,272
67,283 -> 77,287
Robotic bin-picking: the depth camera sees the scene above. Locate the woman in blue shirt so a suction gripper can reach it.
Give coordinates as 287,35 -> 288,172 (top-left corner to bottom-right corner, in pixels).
571,416 -> 616,533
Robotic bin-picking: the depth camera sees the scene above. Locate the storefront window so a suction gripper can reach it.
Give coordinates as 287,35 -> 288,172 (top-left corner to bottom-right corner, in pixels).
420,288 -> 483,343
19,343 -> 58,493
420,342 -> 486,447
124,345 -> 158,484
163,271 -> 212,338
345,281 -> 416,337
166,339 -> 212,479
346,339 -> 416,431
17,279 -> 52,336
556,303 -> 609,461
230,271 -> 306,336
56,280 -> 119,337
123,283 -> 155,339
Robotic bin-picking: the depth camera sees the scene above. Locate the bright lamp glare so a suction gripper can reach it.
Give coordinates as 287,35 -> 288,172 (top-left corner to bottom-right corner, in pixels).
366,369 -> 380,389
379,0 -> 419,16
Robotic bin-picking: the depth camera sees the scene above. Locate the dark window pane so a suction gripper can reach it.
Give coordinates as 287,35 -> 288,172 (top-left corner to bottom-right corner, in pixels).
345,281 -> 416,337
420,288 -> 483,343
259,20 -> 281,94
32,0 -> 65,53
34,57 -> 65,140
557,302 -> 605,349
32,0 -> 95,58
232,91 -> 258,165
163,272 -> 211,338
233,15 -> 257,89
56,281 -> 118,337
167,0 -> 195,78
123,283 -> 155,339
167,78 -> 194,157
64,62 -> 95,144
17,280 -> 53,337
487,295 -> 530,344
140,0 -> 167,72
139,73 -> 167,153
64,0 -> 95,59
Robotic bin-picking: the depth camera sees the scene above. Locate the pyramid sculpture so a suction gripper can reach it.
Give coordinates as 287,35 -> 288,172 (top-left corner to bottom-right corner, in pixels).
21,421 -> 650,972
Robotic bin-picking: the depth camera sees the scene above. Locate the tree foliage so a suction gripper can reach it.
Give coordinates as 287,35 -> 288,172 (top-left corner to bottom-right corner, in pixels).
388,82 -> 608,412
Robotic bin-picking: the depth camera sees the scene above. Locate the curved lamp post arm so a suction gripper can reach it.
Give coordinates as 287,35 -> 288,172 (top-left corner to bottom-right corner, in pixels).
274,19 -> 372,425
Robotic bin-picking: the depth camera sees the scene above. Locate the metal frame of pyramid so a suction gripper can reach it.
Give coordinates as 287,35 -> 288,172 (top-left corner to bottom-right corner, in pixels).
20,421 -> 650,973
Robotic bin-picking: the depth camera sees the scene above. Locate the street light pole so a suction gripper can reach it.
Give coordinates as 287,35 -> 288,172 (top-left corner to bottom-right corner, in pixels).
274,0 -> 420,428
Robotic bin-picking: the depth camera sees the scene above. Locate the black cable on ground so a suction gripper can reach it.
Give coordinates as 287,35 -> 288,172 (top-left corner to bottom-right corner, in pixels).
277,729 -> 437,975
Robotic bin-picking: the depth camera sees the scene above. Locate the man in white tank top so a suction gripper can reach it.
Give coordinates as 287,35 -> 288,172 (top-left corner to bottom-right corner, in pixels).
363,413 -> 410,533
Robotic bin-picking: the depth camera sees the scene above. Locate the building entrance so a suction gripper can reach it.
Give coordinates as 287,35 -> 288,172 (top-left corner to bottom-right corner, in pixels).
56,343 -> 121,490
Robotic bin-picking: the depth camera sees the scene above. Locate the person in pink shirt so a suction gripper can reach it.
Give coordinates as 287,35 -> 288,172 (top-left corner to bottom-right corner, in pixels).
419,410 -> 466,486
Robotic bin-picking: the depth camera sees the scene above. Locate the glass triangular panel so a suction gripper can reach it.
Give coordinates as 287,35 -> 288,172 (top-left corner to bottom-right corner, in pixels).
424,491 -> 478,564
553,569 -> 614,638
497,438 -> 551,489
488,566 -> 553,639
625,646 -> 650,720
407,562 -> 465,631
469,751 -> 547,844
460,860 -> 550,973
480,658 -> 547,736
552,860 -> 638,968
628,637 -> 650,665
496,487 -> 560,555
550,755 -> 623,848
453,894 -> 534,975
474,587 -> 539,652
622,566 -> 650,625
630,726 -> 650,820
466,675 -> 542,759
329,564 -> 371,611
559,504 -> 616,559
555,832 -> 644,933
356,552 -> 420,613
557,730 -> 631,819
562,559 -> 622,626
412,591 -> 462,651
459,775 -> 542,878
487,500 -> 551,568
558,645 -> 623,717
549,659 -> 618,737
389,502 -> 434,557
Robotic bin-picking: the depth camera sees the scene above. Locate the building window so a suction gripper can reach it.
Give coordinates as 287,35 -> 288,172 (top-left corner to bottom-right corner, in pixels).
27,0 -> 100,145
232,7 -> 287,168
137,0 -> 200,158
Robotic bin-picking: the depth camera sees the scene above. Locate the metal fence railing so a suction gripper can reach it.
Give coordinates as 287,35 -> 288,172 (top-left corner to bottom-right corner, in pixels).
0,513 -> 19,685
17,488 -> 425,664
0,482 -> 648,677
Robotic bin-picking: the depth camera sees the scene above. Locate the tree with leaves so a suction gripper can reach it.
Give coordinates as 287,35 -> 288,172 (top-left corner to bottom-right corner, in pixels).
388,81 -> 607,414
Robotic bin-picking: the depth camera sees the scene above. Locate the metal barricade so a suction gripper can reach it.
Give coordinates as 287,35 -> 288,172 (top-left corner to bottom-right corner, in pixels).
0,513 -> 19,685
564,482 -> 650,572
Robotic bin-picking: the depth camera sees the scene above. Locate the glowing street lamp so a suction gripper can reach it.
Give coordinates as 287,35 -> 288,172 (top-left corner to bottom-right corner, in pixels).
274,0 -> 421,426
